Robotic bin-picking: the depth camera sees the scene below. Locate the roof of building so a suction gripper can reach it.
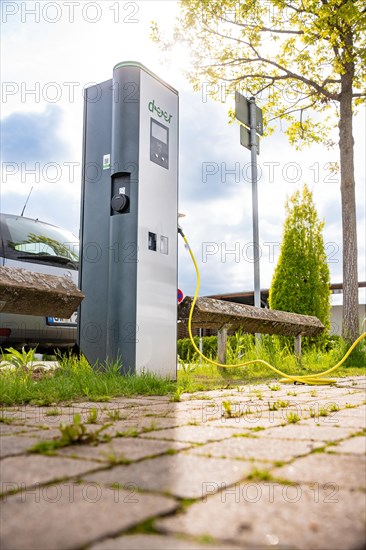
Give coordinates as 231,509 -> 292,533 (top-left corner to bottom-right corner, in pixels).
207,282 -> 366,307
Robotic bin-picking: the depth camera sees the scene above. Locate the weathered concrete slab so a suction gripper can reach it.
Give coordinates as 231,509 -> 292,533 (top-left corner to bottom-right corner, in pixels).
0,266 -> 83,317
179,296 -> 324,336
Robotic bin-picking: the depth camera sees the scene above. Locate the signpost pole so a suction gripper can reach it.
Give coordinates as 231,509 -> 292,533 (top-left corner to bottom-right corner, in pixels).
249,97 -> 261,311
235,91 -> 262,326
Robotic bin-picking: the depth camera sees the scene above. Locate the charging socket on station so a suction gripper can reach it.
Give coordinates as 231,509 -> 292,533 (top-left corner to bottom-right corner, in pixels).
148,232 -> 157,251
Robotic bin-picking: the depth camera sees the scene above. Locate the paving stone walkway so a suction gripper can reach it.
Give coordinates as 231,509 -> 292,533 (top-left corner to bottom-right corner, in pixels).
1,376 -> 365,550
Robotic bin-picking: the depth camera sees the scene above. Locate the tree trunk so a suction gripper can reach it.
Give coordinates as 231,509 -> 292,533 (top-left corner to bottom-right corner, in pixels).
338,45 -> 359,341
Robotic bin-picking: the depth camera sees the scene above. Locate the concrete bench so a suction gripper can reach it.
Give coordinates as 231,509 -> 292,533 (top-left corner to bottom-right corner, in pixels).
178,296 -> 324,361
0,266 -> 84,318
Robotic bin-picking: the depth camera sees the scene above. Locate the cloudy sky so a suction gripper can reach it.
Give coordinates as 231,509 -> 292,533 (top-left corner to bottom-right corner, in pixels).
1,0 -> 365,305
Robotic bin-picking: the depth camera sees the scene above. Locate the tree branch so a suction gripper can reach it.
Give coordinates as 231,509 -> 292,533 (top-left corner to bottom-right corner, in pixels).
268,100 -> 318,122
221,17 -> 304,35
198,9 -> 343,103
248,42 -> 338,101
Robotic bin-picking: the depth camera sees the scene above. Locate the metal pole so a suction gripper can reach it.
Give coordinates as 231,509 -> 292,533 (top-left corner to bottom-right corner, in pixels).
249,97 -> 261,311
199,328 -> 203,363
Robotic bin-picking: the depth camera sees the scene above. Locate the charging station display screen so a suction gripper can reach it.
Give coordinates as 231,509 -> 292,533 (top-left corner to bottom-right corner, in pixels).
150,118 -> 169,169
152,120 -> 168,144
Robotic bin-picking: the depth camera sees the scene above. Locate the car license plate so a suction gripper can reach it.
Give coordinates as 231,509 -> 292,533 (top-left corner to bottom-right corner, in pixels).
46,312 -> 77,326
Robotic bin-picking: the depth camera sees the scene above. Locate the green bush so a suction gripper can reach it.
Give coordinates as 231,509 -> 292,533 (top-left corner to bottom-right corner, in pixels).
269,185 -> 331,347
177,336 -> 218,362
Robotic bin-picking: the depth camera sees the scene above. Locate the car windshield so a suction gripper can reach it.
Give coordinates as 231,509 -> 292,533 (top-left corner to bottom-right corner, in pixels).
2,215 -> 79,268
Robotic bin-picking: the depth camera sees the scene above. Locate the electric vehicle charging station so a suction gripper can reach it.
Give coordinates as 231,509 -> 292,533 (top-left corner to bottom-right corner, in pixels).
78,61 -> 178,378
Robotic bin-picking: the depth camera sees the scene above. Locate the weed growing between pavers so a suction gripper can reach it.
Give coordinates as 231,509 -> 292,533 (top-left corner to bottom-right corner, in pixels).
268,400 -> 290,411
247,467 -> 274,481
28,413 -> 112,454
286,412 -> 301,423
124,518 -> 160,536
100,449 -> 131,465
116,427 -> 139,438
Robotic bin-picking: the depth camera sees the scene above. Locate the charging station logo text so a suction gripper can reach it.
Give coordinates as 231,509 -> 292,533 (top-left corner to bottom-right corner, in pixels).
148,100 -> 172,123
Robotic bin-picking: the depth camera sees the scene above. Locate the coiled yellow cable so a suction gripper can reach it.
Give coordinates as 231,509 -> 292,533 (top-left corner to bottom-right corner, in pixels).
182,233 -> 366,385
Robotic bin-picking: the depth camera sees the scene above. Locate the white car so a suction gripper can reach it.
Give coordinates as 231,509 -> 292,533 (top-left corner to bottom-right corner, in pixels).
0,213 -> 79,351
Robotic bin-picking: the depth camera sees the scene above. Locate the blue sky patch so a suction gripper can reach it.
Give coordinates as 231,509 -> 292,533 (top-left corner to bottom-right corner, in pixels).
1,105 -> 69,163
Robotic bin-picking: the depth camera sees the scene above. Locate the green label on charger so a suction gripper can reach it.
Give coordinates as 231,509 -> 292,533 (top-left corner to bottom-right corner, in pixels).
148,100 -> 172,123
103,154 -> 111,170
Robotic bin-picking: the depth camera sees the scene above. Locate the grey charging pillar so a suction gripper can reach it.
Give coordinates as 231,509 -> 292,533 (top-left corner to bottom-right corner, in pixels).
78,62 -> 178,378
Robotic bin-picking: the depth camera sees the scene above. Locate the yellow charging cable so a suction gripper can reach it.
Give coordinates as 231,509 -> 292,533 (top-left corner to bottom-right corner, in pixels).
181,231 -> 366,385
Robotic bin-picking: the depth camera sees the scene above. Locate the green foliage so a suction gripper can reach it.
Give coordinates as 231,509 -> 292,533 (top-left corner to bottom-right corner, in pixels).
2,347 -> 39,369
269,185 -> 331,345
178,332 -> 259,363
177,336 -> 218,362
152,0 -> 366,143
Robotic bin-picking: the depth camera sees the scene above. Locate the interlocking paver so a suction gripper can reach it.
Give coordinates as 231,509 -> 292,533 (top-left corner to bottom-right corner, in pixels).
272,452 -> 366,489
300,414 -> 366,429
331,436 -> 366,454
0,424 -> 39,435
87,416 -> 183,437
254,423 -> 356,441
308,395 -> 365,409
155,482 -> 366,550
56,437 -> 190,462
140,425 -> 245,443
90,534 -> 243,549
188,435 -> 322,462
334,404 -> 366,416
0,454 -> 102,494
1,407 -> 76,427
84,454 -> 257,498
206,414 -> 285,429
0,482 -> 177,550
0,429 -> 61,458
1,376 -> 365,549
